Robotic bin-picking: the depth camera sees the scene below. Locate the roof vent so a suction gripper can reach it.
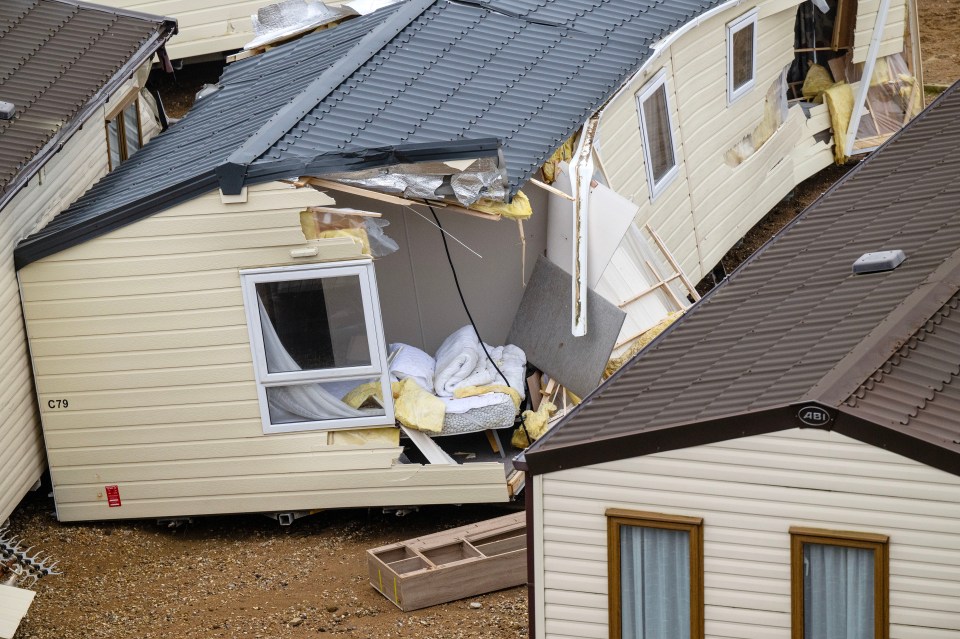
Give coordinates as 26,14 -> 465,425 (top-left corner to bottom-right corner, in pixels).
0,101 -> 15,120
853,249 -> 906,274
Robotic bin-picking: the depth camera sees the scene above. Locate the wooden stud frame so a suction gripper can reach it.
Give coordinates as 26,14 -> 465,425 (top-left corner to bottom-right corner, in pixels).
606,509 -> 704,639
789,527 -> 889,639
726,8 -> 758,104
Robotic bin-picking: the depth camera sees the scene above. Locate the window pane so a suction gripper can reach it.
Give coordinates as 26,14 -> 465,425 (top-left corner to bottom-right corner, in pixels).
123,102 -> 140,159
620,526 -> 690,639
266,377 -> 383,425
732,23 -> 755,90
803,543 -> 874,639
643,86 -> 676,184
107,118 -> 121,169
256,275 -> 372,374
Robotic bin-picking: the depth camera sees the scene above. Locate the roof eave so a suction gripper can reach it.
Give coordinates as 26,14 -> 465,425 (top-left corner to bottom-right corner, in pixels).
523,405 -> 797,476
15,168 -> 215,270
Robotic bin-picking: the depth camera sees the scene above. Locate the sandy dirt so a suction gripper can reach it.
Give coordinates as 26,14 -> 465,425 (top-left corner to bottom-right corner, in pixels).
7,2 -> 960,637
7,494 -> 526,639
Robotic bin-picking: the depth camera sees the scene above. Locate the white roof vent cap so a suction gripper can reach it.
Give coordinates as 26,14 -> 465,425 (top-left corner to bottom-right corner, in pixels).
853,249 -> 906,274
0,101 -> 15,120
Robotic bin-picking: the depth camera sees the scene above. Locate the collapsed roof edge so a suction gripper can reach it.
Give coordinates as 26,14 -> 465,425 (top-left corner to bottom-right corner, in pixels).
218,0 -> 439,194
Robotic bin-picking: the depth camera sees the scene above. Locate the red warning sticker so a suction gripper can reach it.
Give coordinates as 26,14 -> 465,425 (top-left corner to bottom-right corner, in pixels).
105,485 -> 121,507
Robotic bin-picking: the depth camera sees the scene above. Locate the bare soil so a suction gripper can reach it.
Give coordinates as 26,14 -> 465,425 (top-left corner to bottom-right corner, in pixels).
8,2 -> 960,637
8,491 -> 526,639
918,0 -> 960,86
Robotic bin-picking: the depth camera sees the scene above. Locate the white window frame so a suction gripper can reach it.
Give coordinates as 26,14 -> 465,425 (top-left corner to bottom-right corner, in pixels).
240,260 -> 394,434
726,8 -> 759,104
636,70 -> 680,202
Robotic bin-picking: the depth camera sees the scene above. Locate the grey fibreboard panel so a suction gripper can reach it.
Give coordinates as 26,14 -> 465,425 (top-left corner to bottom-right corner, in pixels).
507,256 -> 625,399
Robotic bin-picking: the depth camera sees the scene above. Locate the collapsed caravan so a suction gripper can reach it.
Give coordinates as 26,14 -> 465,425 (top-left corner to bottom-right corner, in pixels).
15,0 -> 921,522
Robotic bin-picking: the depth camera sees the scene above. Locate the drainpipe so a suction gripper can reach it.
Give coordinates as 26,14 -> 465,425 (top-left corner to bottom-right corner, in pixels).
570,116 -> 599,337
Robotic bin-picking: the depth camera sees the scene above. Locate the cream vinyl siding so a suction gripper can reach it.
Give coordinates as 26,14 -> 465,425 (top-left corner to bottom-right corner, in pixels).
94,0 -> 353,60
535,428 -> 960,639
18,181 -> 507,522
0,69 -> 159,523
852,0 -> 907,63
595,0 -> 833,283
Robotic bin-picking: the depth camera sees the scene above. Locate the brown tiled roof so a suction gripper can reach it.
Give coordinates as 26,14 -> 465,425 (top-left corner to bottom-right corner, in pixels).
0,0 -> 175,207
523,81 -> 960,477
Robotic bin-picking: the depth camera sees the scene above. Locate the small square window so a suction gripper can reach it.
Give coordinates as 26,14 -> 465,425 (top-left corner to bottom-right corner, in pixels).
727,10 -> 758,104
607,509 -> 704,639
636,71 -> 679,200
790,527 -> 889,639
241,262 -> 394,434
105,99 -> 142,170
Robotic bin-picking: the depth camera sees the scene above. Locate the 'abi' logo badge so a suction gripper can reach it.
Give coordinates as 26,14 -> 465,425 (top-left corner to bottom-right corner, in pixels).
796,405 -> 832,427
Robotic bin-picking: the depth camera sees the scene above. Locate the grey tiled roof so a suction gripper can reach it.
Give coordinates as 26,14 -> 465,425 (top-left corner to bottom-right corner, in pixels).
0,0 -> 175,207
17,0 -> 725,267
524,82 -> 960,477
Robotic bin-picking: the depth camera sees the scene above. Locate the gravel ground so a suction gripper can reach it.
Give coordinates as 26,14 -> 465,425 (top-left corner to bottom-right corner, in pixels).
8,492 -> 526,639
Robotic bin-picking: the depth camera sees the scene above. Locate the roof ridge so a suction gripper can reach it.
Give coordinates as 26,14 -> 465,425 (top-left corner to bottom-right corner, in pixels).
810,247 -> 960,409
215,0 -> 439,195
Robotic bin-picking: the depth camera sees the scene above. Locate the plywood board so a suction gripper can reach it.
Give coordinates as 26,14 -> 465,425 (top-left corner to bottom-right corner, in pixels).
0,584 -> 35,639
507,256 -> 625,398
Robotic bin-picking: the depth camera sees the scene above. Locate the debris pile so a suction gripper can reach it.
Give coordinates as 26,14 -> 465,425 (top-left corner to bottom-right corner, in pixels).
0,524 -> 60,587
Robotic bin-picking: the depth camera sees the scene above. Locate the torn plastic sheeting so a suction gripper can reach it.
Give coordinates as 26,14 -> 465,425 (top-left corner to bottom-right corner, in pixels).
320,158 -> 508,206
450,167 -> 508,204
246,0 -> 347,50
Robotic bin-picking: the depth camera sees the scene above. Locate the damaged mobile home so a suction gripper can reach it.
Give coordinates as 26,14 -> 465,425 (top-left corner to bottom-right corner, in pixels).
0,0 -> 175,524
13,0 -> 922,521
519,82 -> 960,639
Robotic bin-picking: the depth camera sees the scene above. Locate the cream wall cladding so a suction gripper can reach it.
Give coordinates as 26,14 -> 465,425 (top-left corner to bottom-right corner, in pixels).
19,181 -> 507,521
93,0 -> 355,59
0,61 -> 160,523
594,0 -> 822,284
535,429 -> 960,639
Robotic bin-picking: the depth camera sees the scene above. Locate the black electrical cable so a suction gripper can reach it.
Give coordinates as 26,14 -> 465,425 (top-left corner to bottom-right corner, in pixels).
428,206 -> 533,446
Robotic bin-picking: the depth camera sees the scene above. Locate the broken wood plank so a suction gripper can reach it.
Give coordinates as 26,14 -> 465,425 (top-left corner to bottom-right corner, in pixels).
528,178 -> 575,201
644,223 -> 701,301
367,513 -> 526,611
305,205 -> 382,218
399,425 -> 457,465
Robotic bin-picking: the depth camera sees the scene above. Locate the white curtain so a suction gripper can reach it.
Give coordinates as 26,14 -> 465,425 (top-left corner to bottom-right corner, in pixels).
620,526 -> 690,639
258,298 -> 366,422
803,544 -> 874,639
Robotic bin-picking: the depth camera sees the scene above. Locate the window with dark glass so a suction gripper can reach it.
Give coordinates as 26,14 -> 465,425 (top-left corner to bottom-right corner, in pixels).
106,100 -> 142,170
241,262 -> 393,434
727,10 -> 758,103
636,72 -> 679,199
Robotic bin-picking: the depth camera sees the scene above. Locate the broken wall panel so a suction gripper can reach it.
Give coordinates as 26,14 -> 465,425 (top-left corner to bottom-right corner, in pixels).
331,189 -> 548,355
506,257 -> 625,400
18,180 -> 512,522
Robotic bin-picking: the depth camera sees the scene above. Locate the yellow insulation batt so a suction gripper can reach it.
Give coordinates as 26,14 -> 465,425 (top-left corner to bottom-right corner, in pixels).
392,378 -> 445,434
511,400 -> 557,448
468,190 -> 533,220
454,384 -> 522,411
605,311 -> 684,378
